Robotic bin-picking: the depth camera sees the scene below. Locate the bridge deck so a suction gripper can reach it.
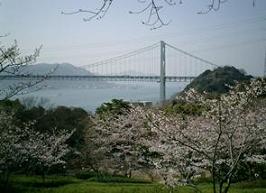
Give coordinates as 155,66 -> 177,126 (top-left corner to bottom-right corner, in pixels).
0,75 -> 196,82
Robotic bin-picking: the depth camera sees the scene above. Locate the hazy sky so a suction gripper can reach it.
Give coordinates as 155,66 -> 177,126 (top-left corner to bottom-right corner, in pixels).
1,0 -> 266,76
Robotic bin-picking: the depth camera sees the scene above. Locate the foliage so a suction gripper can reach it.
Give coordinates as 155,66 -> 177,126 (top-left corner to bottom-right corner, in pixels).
95,99 -> 131,118
0,99 -> 89,150
20,96 -> 51,109
0,99 -> 92,173
184,66 -> 252,94
0,99 -> 25,114
35,106 -> 89,149
163,100 -> 204,116
233,161 -> 266,182
75,171 -> 99,180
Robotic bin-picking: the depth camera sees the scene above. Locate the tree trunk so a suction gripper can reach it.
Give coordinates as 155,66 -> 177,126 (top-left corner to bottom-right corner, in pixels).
1,169 -> 10,193
168,187 -> 174,193
223,177 -> 232,193
219,181 -> 224,193
127,168 -> 132,178
41,167 -> 46,183
212,169 -> 217,193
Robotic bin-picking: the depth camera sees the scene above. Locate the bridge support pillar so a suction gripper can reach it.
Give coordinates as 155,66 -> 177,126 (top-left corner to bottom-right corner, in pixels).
160,41 -> 166,103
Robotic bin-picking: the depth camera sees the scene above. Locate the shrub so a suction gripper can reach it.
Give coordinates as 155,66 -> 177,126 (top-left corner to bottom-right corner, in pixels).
75,171 -> 99,180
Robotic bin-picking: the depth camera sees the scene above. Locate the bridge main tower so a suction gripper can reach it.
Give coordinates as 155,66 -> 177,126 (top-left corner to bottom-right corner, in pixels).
160,41 -> 166,102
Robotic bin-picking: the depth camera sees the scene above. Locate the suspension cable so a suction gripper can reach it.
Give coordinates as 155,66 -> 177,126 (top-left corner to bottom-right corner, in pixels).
82,42 -> 160,69
165,43 -> 219,67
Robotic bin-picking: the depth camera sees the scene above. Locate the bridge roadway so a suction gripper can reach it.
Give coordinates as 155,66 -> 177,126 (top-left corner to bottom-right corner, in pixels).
1,75 -> 196,82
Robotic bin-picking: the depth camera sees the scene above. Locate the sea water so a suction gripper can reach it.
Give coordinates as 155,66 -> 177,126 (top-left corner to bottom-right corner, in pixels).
2,80 -> 188,112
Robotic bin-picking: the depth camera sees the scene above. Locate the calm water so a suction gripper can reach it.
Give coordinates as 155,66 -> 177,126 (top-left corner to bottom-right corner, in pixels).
5,80 -> 188,112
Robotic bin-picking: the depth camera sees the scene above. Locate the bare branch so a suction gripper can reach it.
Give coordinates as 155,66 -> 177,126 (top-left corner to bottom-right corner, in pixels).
0,41 -> 57,99
197,0 -> 228,14
198,0 -> 255,14
62,0 -> 256,29
61,0 -> 114,22
129,0 -> 175,30
0,41 -> 41,74
0,64 -> 58,99
0,33 -> 10,38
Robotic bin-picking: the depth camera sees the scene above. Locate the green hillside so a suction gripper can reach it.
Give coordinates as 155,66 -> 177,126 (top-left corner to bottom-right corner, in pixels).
184,66 -> 252,94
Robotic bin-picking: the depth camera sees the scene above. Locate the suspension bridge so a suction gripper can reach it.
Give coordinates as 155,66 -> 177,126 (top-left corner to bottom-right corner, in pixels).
3,41 -> 219,102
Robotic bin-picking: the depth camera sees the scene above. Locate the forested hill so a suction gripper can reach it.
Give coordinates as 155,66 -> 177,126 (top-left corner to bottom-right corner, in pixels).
184,66 -> 253,94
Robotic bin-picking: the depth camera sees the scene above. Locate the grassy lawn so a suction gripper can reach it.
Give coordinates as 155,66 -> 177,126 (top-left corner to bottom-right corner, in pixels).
1,175 -> 266,193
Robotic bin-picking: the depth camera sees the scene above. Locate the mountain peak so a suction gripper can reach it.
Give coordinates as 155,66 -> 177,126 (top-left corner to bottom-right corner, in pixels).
184,66 -> 252,94
21,63 -> 93,76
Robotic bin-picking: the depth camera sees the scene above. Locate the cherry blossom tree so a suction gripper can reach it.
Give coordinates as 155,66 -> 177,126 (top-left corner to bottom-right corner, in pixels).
0,111 -> 75,185
0,111 -> 25,185
90,79 -> 265,193
25,128 -> 75,182
146,79 -> 266,193
88,107 -> 155,177
90,106 -> 201,192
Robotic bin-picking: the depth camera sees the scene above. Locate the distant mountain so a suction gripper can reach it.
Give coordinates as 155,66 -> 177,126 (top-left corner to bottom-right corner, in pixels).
23,63 -> 94,76
183,66 -> 253,94
0,63 -> 115,90
0,63 -> 93,76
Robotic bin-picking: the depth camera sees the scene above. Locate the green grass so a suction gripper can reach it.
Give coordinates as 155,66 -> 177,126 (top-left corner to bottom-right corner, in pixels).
1,175 -> 266,193
75,171 -> 150,183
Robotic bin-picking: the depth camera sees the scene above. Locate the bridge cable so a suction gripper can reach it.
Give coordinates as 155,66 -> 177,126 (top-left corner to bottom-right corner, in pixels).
83,42 -> 160,69
165,43 -> 219,68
